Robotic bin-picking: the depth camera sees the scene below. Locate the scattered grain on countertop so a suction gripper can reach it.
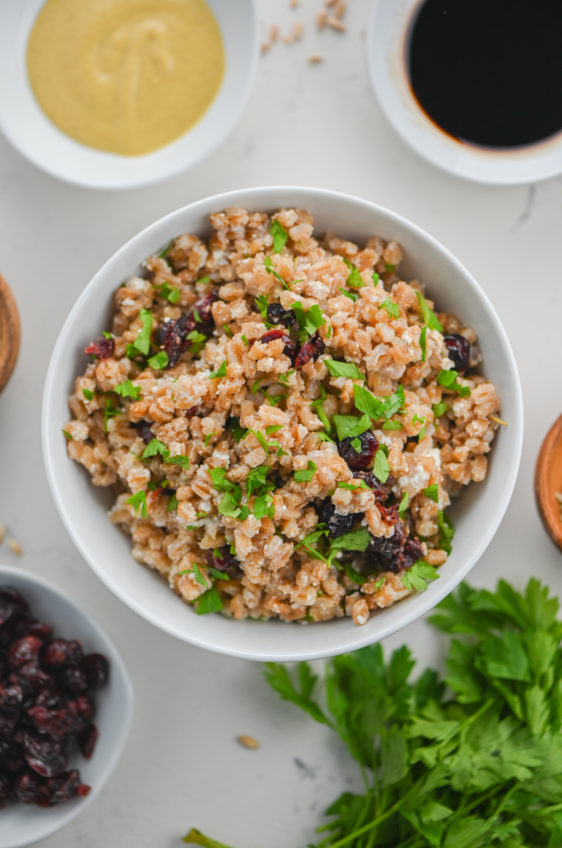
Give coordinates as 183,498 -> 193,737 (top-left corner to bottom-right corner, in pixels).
8,539 -> 23,556
308,53 -> 324,63
327,16 -> 346,31
238,735 -> 260,750
0,524 -> 6,544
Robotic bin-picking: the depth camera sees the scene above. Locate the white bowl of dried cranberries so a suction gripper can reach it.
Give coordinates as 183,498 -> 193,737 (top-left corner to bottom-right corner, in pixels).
0,565 -> 133,848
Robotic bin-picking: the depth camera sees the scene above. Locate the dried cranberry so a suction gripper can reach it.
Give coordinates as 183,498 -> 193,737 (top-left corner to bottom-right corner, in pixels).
43,639 -> 83,669
0,708 -> 20,742
24,620 -> 53,641
69,695 -> 94,723
78,723 -> 98,759
259,329 -> 295,360
0,588 -> 28,627
403,536 -> 425,569
12,770 -> 49,805
207,546 -> 242,579
0,773 -> 11,803
185,405 -> 200,418
47,770 -> 86,805
23,732 -> 67,778
82,654 -> 109,690
337,430 -> 378,472
132,420 -> 154,444
158,292 -> 218,368
367,523 -> 406,573
8,637 -> 43,670
444,334 -> 470,371
192,292 -> 218,331
316,499 -> 362,538
84,335 -> 114,360
378,502 -> 400,526
27,705 -> 80,737
294,332 -> 325,368
58,665 -> 89,693
15,662 -> 53,693
354,471 -> 394,503
0,682 -> 23,709
266,303 -> 295,328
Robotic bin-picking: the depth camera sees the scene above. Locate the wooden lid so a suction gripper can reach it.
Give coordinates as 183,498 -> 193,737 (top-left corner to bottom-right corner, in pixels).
535,415 -> 562,552
0,274 -> 21,393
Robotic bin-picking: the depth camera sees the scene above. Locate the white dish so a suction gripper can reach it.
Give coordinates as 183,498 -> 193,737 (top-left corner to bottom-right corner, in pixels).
367,0 -> 562,185
0,565 -> 133,848
42,186 -> 523,662
0,0 -> 258,189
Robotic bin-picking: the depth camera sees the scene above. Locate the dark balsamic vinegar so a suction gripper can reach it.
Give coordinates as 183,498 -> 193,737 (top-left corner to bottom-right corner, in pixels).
407,0 -> 562,149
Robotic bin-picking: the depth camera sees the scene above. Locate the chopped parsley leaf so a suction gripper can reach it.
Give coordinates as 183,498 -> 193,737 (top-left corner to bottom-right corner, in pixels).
270,219 -> 289,254
250,378 -> 263,394
191,563 -> 209,588
372,271 -> 380,286
104,397 -> 121,432
382,420 -> 402,430
246,466 -> 270,497
255,294 -> 269,320
342,562 -> 367,585
147,351 -> 169,370
437,369 -> 471,397
294,461 -> 317,483
351,437 -> 361,452
158,241 -> 172,259
317,431 -> 335,443
196,586 -> 223,615
82,388 -> 94,401
343,258 -> 364,288
398,492 -> 409,517
253,491 -> 275,520
208,567 -> 230,581
62,429 -> 73,441
167,492 -> 179,514
420,326 -> 427,362
373,576 -> 385,591
154,281 -> 180,304
265,425 -> 282,435
209,361 -> 227,380
416,290 -> 443,332
204,433 -> 215,447
186,330 -> 206,356
353,383 -> 405,422
379,298 -> 400,319
264,255 -> 286,286
332,412 -> 371,441
437,510 -> 455,554
373,449 -> 390,483
310,385 -> 332,432
102,331 -> 113,340
127,490 -> 147,517
337,480 -> 369,490
142,438 -> 169,460
241,334 -> 249,346
126,308 -> 153,358
165,455 -> 190,469
210,468 -> 235,492
191,308 -> 200,324
197,275 -> 210,285
227,417 -> 249,443
339,287 -> 359,302
325,359 -> 364,381
279,369 -> 295,384
330,527 -> 370,553
433,401 -> 448,418
114,380 -> 142,400
291,301 -> 326,342
423,483 -> 439,503
384,262 -> 395,273
401,561 -> 439,592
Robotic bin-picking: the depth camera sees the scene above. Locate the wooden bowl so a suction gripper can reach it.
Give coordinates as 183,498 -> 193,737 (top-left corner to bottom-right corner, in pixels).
0,273 -> 20,392
535,415 -> 562,551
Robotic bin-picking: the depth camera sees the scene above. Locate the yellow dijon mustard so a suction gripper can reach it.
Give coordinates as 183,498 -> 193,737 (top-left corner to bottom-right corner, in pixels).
26,0 -> 225,156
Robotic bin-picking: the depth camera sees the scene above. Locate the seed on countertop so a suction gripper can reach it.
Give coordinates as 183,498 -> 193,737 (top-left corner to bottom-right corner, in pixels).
8,539 -> 23,556
293,22 -> 304,39
0,524 -> 6,544
270,24 -> 279,43
326,16 -> 346,32
238,734 -> 260,750
333,0 -> 347,18
309,53 -> 325,63
316,10 -> 328,29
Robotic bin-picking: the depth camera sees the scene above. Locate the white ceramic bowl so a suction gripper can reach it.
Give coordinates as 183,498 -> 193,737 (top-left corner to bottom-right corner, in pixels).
367,0 -> 562,184
0,565 -> 133,848
42,186 -> 523,662
0,0 -> 258,189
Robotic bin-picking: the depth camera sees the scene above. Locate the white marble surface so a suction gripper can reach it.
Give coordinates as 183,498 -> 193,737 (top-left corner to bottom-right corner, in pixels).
0,1 -> 561,845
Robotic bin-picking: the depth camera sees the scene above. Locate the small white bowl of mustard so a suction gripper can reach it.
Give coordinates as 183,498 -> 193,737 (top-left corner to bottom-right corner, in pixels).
0,0 -> 258,189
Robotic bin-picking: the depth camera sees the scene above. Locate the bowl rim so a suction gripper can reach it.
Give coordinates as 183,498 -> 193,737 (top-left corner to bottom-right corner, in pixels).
366,0 -> 562,185
42,185 -> 524,661
0,563 -> 134,848
0,0 -> 259,190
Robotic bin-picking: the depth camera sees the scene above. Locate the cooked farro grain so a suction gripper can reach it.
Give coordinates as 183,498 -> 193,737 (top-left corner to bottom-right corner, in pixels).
66,208 -> 500,625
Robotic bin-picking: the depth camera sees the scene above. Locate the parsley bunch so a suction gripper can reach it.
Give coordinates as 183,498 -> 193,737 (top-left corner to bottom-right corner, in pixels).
184,578 -> 562,847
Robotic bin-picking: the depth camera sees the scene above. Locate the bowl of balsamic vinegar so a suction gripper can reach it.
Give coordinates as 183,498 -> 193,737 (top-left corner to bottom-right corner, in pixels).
367,0 -> 562,183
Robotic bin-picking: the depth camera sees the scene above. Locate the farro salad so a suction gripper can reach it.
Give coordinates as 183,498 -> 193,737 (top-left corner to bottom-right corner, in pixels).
64,208 -> 501,626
